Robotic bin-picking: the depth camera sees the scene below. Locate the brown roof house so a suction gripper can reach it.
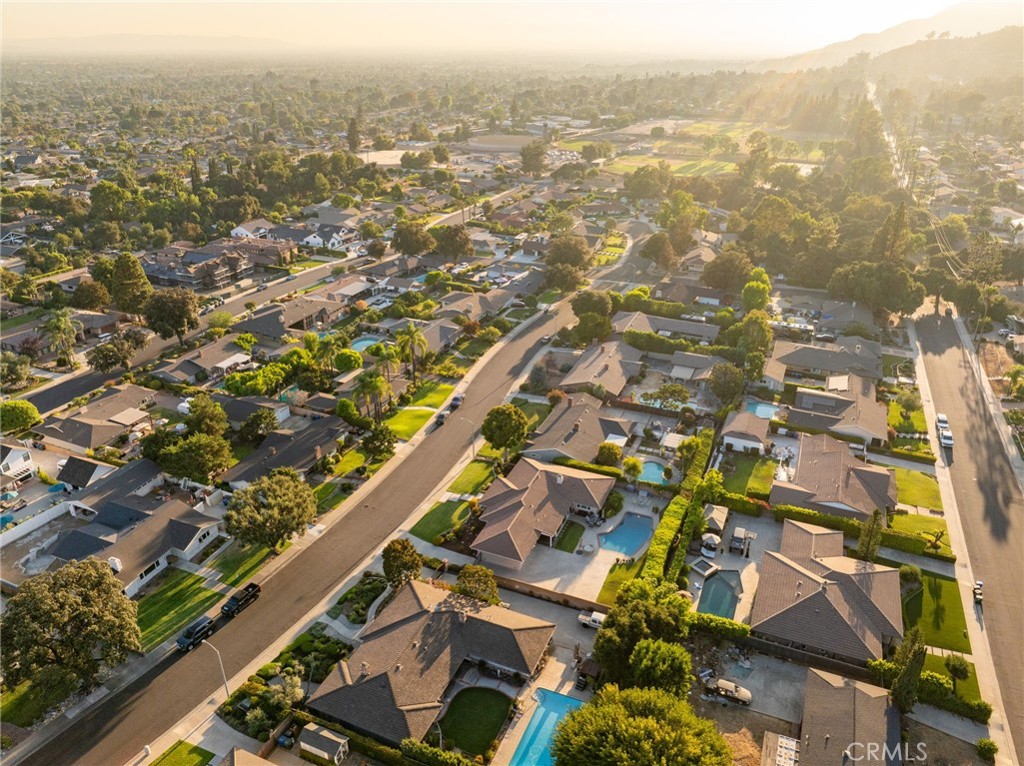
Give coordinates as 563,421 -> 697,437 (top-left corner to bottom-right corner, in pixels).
560,342 -> 643,398
785,373 -> 888,446
521,393 -> 633,464
308,580 -> 555,746
36,384 -> 154,454
761,338 -> 882,392
769,434 -> 896,522
473,458 -> 615,569
611,310 -> 719,343
233,297 -> 346,345
749,520 -> 903,663
721,410 -> 771,455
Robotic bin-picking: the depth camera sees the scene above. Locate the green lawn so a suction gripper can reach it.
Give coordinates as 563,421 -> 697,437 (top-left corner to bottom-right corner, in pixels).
231,442 -> 255,462
385,408 -> 435,440
213,541 -> 273,587
439,688 -> 513,756
882,354 -> 913,378
151,741 -> 216,766
554,521 -> 585,553
315,481 -> 350,512
903,573 -> 971,654
410,499 -> 472,542
334,448 -> 367,476
459,338 -> 493,358
892,436 -> 933,455
888,401 -> 928,434
893,467 -> 943,510
922,653 -> 981,702
889,513 -> 952,557
0,675 -> 78,728
597,555 -> 646,606
408,381 -> 455,409
722,455 -> 775,498
510,398 -> 553,431
448,460 -> 494,495
136,569 -> 223,651
538,289 -> 562,305
1,308 -> 46,329
506,307 -> 536,321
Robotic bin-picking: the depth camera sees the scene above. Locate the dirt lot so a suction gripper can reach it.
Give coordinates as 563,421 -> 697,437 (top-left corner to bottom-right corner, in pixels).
979,341 -> 1015,396
906,720 -> 986,765
692,699 -> 797,766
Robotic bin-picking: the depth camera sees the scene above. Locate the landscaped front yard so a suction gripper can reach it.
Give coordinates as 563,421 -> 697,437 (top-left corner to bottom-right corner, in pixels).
408,381 -> 455,409
597,554 -> 646,606
334,447 -> 367,476
903,572 -> 971,654
922,653 -> 981,702
722,455 -> 775,498
136,569 -> 223,651
213,541 -> 273,587
888,400 -> 927,434
386,408 -> 435,440
893,467 -> 943,510
410,499 -> 472,542
439,688 -> 513,756
0,674 -> 78,728
889,513 -> 951,556
448,460 -> 493,495
151,741 -> 215,766
510,398 -> 552,431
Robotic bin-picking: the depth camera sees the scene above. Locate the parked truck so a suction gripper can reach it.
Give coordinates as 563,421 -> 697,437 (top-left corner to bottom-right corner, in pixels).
221,582 -> 262,617
577,610 -> 607,629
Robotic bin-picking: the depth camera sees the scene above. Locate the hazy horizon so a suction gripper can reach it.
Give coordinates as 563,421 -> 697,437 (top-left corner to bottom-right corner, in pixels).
3,0 -> 1019,60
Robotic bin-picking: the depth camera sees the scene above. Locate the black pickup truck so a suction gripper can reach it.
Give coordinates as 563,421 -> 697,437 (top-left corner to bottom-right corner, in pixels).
221,582 -> 262,617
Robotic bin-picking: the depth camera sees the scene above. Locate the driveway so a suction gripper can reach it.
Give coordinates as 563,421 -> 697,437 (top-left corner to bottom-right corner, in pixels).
716,653 -> 806,724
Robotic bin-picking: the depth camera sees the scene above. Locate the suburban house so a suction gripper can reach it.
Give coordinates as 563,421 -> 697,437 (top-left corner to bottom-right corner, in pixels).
769,433 -> 897,522
816,301 -> 876,335
435,289 -> 515,323
785,373 -> 888,446
222,416 -> 345,489
0,444 -> 34,483
45,460 -> 221,597
721,410 -> 771,455
611,310 -> 719,343
217,237 -> 297,267
56,455 -> 114,490
654,278 -> 725,307
210,394 -> 291,431
560,342 -> 644,398
141,243 -> 254,290
667,351 -> 729,392
320,275 -> 381,305
761,669 -> 901,766
308,580 -> 555,747
152,335 -> 252,385
761,338 -> 883,392
749,520 -> 903,663
419,318 -> 463,354
230,218 -> 277,239
233,298 -> 346,345
522,393 -> 633,464
473,458 -> 615,570
36,384 -> 155,454
678,245 -> 717,275
303,224 -> 359,251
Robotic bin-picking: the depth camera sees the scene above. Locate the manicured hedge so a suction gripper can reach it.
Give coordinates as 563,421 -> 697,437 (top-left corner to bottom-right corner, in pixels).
640,495 -> 691,582
867,662 -> 992,723
665,500 -> 703,584
624,329 -> 692,355
400,740 -> 476,766
718,490 -> 767,516
869,445 -> 938,465
689,611 -> 751,641
679,429 -> 716,498
292,710 -> 405,765
551,456 -> 623,479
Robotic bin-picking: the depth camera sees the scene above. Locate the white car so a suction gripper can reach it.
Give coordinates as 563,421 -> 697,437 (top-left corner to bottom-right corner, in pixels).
939,427 -> 954,449
936,413 -> 949,431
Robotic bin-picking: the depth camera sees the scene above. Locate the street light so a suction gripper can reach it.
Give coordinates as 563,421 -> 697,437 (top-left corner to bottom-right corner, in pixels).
202,639 -> 231,700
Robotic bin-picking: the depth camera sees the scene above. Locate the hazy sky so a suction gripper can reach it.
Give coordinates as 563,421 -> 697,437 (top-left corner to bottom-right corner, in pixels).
0,0 -> 1012,58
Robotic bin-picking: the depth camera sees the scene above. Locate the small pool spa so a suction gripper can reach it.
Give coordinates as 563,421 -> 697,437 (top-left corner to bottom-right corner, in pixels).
599,513 -> 653,556
697,569 -> 743,620
638,460 -> 671,485
509,689 -> 583,766
351,335 -> 384,352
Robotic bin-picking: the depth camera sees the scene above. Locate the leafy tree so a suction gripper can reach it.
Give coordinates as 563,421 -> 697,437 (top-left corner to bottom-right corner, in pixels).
360,221 -> 385,240
347,111 -> 362,152
828,262 -> 925,315
571,290 -> 613,319
110,252 -> 153,313
1,352 -> 32,390
545,263 -> 585,292
737,310 -> 773,357
392,221 -> 436,257
547,235 -> 592,269
574,312 -> 612,344
89,180 -> 134,222
0,400 -> 40,433
640,232 -> 676,271
744,351 -> 766,382
944,654 -> 970,695
702,248 -> 754,291
334,348 -> 364,373
595,442 -> 622,466
382,538 -> 422,589
363,423 -> 397,460
640,382 -> 690,411
85,328 -> 150,373
237,409 -> 278,445
708,363 -> 744,404
70,280 -> 111,311
455,564 -> 499,603
161,433 -> 234,483
144,288 -> 201,345
14,334 -> 43,362
206,310 -> 234,330
433,224 -> 474,264
1,559 -> 141,689
871,202 -> 916,265
741,280 -> 770,311
224,467 -> 317,551
628,638 -> 694,695
336,398 -> 373,430
552,685 -> 731,766
655,190 -> 707,254
622,456 -> 643,485
184,393 -> 228,436
623,162 -> 673,200
891,626 -> 927,714
366,239 -> 388,260
395,321 -> 429,384
481,403 -> 530,462
692,469 -> 724,506
520,140 -> 547,177
89,257 -> 116,291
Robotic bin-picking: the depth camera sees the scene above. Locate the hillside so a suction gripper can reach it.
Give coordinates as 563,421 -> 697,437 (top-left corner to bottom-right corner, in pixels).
863,25 -> 1024,82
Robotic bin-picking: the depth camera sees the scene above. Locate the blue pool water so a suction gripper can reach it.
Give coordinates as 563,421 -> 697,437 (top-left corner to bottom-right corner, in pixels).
0,515 -> 13,527
411,274 -> 428,284
697,570 -> 742,619
509,689 -> 583,766
351,335 -> 383,352
745,400 -> 780,419
599,513 -> 653,556
638,460 -> 670,485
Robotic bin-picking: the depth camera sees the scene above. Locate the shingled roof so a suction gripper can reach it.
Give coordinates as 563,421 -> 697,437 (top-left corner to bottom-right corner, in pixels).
308,581 -> 555,746
522,392 -> 632,463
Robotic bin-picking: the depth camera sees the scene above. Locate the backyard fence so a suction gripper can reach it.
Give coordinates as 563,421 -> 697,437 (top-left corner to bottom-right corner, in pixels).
493,575 -> 606,614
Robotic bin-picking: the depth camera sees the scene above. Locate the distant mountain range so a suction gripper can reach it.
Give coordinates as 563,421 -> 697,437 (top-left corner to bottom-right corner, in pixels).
2,33 -> 300,57
863,25 -> 1023,81
753,1 -> 1022,71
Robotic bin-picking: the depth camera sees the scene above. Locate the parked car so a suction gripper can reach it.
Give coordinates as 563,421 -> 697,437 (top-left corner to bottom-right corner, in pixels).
285,274 -> 298,282
540,335 -> 552,344
577,611 -> 607,629
176,616 -> 215,652
998,328 -> 1013,338
973,581 -> 984,604
814,332 -> 837,343
705,678 -> 752,705
939,427 -> 954,449
221,582 -> 262,617
936,413 -> 949,431
434,412 -> 448,427
449,393 -> 465,410
256,283 -> 269,292
945,307 -> 953,317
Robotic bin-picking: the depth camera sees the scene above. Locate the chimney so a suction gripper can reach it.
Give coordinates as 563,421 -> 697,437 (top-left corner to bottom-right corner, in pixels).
360,662 -> 369,677
556,474 -> 564,485
567,397 -> 573,407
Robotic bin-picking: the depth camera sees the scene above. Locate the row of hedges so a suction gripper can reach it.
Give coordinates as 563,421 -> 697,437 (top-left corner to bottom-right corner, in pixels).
718,490 -> 768,516
665,500 -> 703,584
679,429 -> 716,498
772,505 -> 956,562
292,710 -> 406,764
867,662 -> 993,723
640,495 -> 691,582
868,444 -> 938,465
400,740 -> 476,766
551,456 -> 623,479
689,611 -> 751,641
624,329 -> 692,355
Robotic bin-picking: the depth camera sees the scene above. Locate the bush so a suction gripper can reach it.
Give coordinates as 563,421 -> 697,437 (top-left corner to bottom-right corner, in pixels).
602,490 -> 624,519
868,662 -> 993,724
551,456 -> 623,479
623,329 -> 691,355
899,564 -> 922,586
976,738 -> 998,761
400,739 -> 476,766
292,710 -> 404,764
689,611 -> 751,640
679,429 -> 715,498
640,495 -> 690,582
718,491 -> 766,516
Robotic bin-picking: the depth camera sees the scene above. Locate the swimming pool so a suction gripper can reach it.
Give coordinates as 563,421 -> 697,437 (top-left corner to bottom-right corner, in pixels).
697,569 -> 742,619
509,689 -> 583,766
0,515 -> 13,528
638,460 -> 671,486
745,400 -> 780,419
599,513 -> 653,556
351,335 -> 384,352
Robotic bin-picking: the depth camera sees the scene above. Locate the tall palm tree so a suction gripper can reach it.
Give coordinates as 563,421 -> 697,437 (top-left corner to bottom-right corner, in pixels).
43,308 -> 83,369
375,345 -> 400,383
353,370 -> 392,422
395,321 -> 429,384
303,332 -> 341,372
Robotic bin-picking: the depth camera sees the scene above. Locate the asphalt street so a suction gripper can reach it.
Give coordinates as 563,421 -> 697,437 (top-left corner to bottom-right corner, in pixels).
20,302 -> 572,766
916,312 -> 1024,751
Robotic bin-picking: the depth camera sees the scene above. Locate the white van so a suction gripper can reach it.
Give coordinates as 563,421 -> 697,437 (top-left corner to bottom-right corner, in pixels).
97,333 -> 113,343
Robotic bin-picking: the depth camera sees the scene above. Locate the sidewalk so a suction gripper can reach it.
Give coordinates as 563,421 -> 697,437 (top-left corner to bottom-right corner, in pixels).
906,319 -> 1017,765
